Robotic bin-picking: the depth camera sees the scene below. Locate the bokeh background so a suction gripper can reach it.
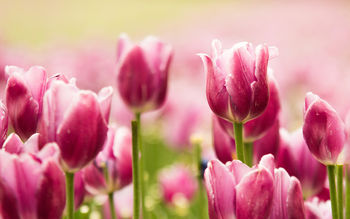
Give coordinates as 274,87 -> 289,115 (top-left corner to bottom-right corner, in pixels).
1,0 -> 350,218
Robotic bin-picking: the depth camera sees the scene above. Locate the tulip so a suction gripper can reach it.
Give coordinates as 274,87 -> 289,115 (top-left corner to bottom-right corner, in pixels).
83,126 -> 133,195
303,92 -> 346,219
116,34 -> 173,113
199,39 -> 277,123
37,80 -> 110,219
0,145 -> 65,219
277,128 -> 327,199
38,80 -> 110,172
5,66 -> 47,140
303,92 -> 346,165
158,164 -> 198,205
103,185 -> 133,219
204,155 -> 275,219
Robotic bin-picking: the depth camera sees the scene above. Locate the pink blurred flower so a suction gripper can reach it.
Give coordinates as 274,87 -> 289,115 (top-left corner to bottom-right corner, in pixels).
158,164 -> 198,205
305,197 -> 332,219
83,126 -> 132,195
116,34 -> 173,113
303,92 -> 346,165
38,80 -> 110,172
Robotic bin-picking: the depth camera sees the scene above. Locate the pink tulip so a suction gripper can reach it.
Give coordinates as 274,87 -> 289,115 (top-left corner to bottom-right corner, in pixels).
0,146 -> 65,219
83,126 -> 133,195
303,92 -> 346,165
0,101 -> 8,147
104,185 -> 133,219
199,39 -> 277,123
216,75 -> 280,142
277,128 -> 327,198
158,164 -> 198,205
5,66 -> 47,139
204,155 -> 275,219
38,80 -> 110,172
116,34 -> 173,113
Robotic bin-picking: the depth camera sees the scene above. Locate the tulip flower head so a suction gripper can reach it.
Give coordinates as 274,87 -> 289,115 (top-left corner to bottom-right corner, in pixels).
38,80 -> 110,172
5,66 -> 47,140
199,39 -> 278,123
302,92 -> 346,165
116,34 -> 173,113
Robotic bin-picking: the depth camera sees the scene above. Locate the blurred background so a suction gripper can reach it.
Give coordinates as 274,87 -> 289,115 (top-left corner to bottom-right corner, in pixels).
1,0 -> 350,218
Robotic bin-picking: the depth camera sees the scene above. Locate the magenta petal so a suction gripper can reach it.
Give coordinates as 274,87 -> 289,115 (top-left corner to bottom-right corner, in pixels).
254,120 -> 280,163
258,154 -> 275,177
0,101 -> 8,147
22,66 -> 46,107
286,177 -> 306,219
37,159 -> 66,219
200,54 -> 230,120
74,171 -> 87,210
116,33 -> 132,63
227,160 -> 251,185
3,133 -> 24,155
0,180 -> 20,219
82,162 -> 107,194
235,168 -> 274,219
204,160 -> 235,219
57,91 -> 108,172
212,116 -> 235,163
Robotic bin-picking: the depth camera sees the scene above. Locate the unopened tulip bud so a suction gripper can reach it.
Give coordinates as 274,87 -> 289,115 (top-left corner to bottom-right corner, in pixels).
302,92 -> 346,165
116,34 -> 173,113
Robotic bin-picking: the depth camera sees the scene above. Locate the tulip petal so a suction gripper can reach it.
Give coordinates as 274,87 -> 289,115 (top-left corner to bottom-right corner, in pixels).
286,177 -> 306,219
3,133 -> 24,155
235,168 -> 274,219
213,116 -> 235,163
204,159 -> 235,219
98,86 -> 113,123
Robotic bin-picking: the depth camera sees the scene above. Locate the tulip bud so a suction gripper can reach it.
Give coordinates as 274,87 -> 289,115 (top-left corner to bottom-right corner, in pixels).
216,75 -> 280,142
158,164 -> 198,205
38,80 -> 109,172
302,92 -> 346,165
277,128 -> 327,198
116,34 -> 173,113
200,40 -> 278,123
5,66 -> 47,139
0,149 -> 65,219
83,126 -> 133,194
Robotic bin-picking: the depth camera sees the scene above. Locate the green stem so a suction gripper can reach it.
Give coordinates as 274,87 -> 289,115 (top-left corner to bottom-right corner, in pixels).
131,120 -> 140,219
233,122 -> 245,163
244,142 -> 253,167
65,172 -> 75,219
136,113 -> 147,219
108,192 -> 117,219
338,165 -> 344,219
345,165 -> 350,219
328,165 -> 339,219
194,141 -> 204,219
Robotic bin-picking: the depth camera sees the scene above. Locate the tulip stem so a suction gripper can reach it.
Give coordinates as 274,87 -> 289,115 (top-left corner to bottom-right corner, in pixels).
233,122 -> 245,163
345,165 -> 350,219
135,113 -> 147,219
65,171 -> 75,219
108,192 -> 117,219
328,165 -> 339,219
131,120 -> 140,219
338,165 -> 344,219
244,142 -> 253,167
